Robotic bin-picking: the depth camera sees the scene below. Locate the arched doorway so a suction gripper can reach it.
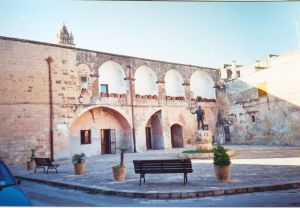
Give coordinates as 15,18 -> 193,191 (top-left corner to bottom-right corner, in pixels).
170,124 -> 183,148
69,107 -> 132,156
145,110 -> 163,150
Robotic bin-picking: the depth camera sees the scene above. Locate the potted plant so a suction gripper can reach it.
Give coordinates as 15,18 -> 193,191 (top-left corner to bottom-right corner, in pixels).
112,147 -> 127,181
213,145 -> 231,182
72,153 -> 86,175
26,149 -> 36,171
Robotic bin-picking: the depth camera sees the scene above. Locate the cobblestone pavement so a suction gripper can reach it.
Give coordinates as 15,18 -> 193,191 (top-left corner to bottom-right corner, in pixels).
10,145 -> 300,199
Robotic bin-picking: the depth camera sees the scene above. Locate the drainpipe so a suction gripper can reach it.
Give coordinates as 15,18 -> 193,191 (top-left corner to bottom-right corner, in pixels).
46,57 -> 54,161
127,65 -> 137,153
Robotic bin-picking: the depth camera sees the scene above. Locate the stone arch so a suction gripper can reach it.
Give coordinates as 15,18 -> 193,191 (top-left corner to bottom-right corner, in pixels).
144,110 -> 163,150
170,124 -> 183,148
98,61 -> 127,94
134,65 -> 158,95
164,69 -> 185,96
69,106 -> 132,157
77,63 -> 90,72
190,70 -> 216,99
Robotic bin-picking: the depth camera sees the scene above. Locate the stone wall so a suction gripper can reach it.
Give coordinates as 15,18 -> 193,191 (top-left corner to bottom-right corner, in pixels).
0,36 -> 219,165
219,49 -> 300,146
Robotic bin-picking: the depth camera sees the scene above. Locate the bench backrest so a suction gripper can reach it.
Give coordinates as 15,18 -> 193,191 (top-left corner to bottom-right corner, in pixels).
133,159 -> 192,173
33,158 -> 52,166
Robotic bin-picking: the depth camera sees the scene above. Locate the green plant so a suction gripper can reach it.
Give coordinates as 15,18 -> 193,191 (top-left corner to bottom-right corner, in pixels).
114,147 -> 127,168
213,146 -> 231,166
182,149 -> 215,154
72,153 -> 86,164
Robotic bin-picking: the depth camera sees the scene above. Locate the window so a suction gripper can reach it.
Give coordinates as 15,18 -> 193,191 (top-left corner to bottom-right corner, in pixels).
257,82 -> 268,97
227,70 -> 232,79
80,76 -> 88,94
80,130 -> 91,145
236,70 -> 241,77
100,84 -> 108,94
251,115 -> 256,123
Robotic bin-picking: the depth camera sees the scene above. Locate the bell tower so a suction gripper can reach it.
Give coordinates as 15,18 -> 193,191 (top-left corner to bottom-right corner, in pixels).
56,22 -> 75,46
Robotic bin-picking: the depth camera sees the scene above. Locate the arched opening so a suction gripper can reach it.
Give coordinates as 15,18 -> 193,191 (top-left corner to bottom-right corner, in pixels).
170,124 -> 183,148
70,107 -> 132,156
164,69 -> 185,96
135,65 -> 158,95
145,110 -> 163,150
98,61 -> 126,94
190,70 -> 216,99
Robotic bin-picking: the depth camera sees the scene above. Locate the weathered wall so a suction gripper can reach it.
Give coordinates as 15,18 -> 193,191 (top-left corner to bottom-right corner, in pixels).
219,49 -> 300,146
0,36 -> 219,165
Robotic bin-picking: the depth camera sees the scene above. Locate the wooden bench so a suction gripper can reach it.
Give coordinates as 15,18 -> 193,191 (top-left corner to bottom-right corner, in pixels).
133,159 -> 193,185
33,158 -> 59,174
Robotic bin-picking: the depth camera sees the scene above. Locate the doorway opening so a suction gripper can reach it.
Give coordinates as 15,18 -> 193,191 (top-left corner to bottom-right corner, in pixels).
224,126 -> 231,142
145,110 -> 163,150
170,124 -> 183,148
145,127 -> 152,150
101,129 -> 116,154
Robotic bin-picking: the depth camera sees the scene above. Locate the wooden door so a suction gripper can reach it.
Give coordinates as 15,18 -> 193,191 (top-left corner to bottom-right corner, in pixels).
145,127 -> 152,150
101,129 -> 106,155
224,126 -> 230,142
110,129 -> 116,154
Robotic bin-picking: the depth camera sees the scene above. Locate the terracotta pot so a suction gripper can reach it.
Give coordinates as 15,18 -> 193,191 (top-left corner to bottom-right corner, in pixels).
74,163 -> 85,175
27,160 -> 35,171
214,165 -> 230,182
112,166 -> 126,181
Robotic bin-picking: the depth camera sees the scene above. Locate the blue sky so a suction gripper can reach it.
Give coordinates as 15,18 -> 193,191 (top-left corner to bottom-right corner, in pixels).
0,1 -> 300,67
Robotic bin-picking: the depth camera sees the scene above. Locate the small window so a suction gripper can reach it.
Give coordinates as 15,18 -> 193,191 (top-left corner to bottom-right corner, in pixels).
236,70 -> 241,77
227,70 -> 232,79
100,84 -> 108,94
257,82 -> 268,97
80,76 -> 88,94
251,115 -> 256,123
80,130 -> 91,145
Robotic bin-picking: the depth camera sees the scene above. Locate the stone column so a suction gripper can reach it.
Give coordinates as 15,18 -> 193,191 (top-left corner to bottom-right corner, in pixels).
156,80 -> 166,106
183,82 -> 191,104
161,107 -> 172,149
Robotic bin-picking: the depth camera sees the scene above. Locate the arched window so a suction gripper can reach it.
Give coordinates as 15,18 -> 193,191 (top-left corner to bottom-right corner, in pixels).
135,65 -> 158,95
190,70 -> 216,99
98,61 -> 126,94
164,69 -> 184,96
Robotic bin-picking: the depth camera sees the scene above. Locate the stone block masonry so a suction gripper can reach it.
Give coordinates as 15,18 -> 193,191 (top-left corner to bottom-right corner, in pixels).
0,36 -> 219,165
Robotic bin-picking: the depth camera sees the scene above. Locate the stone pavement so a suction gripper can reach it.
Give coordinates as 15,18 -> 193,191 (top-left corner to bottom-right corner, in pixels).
10,145 -> 300,199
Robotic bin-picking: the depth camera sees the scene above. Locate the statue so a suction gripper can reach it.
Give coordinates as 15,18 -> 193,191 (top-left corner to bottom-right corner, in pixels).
215,111 -> 225,144
190,106 -> 205,130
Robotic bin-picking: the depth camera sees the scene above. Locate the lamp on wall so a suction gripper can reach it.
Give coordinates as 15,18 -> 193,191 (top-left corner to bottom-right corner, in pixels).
90,70 -> 99,78
78,94 -> 84,104
213,83 -> 226,91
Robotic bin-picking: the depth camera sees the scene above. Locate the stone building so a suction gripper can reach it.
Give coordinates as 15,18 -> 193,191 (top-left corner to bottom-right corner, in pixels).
0,24 -> 220,165
218,50 -> 300,146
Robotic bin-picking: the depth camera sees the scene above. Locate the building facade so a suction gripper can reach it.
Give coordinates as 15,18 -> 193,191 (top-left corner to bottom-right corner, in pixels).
0,33 -> 220,165
218,50 -> 300,146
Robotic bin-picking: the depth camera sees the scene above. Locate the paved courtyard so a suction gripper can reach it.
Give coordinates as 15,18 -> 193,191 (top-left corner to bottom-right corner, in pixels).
10,145 -> 300,199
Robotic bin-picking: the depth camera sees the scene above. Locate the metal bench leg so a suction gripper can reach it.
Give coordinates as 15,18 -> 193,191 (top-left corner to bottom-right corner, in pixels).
143,174 -> 146,183
55,167 -> 58,173
140,174 -> 142,186
34,167 -> 37,173
46,167 -> 49,174
184,173 -> 187,185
